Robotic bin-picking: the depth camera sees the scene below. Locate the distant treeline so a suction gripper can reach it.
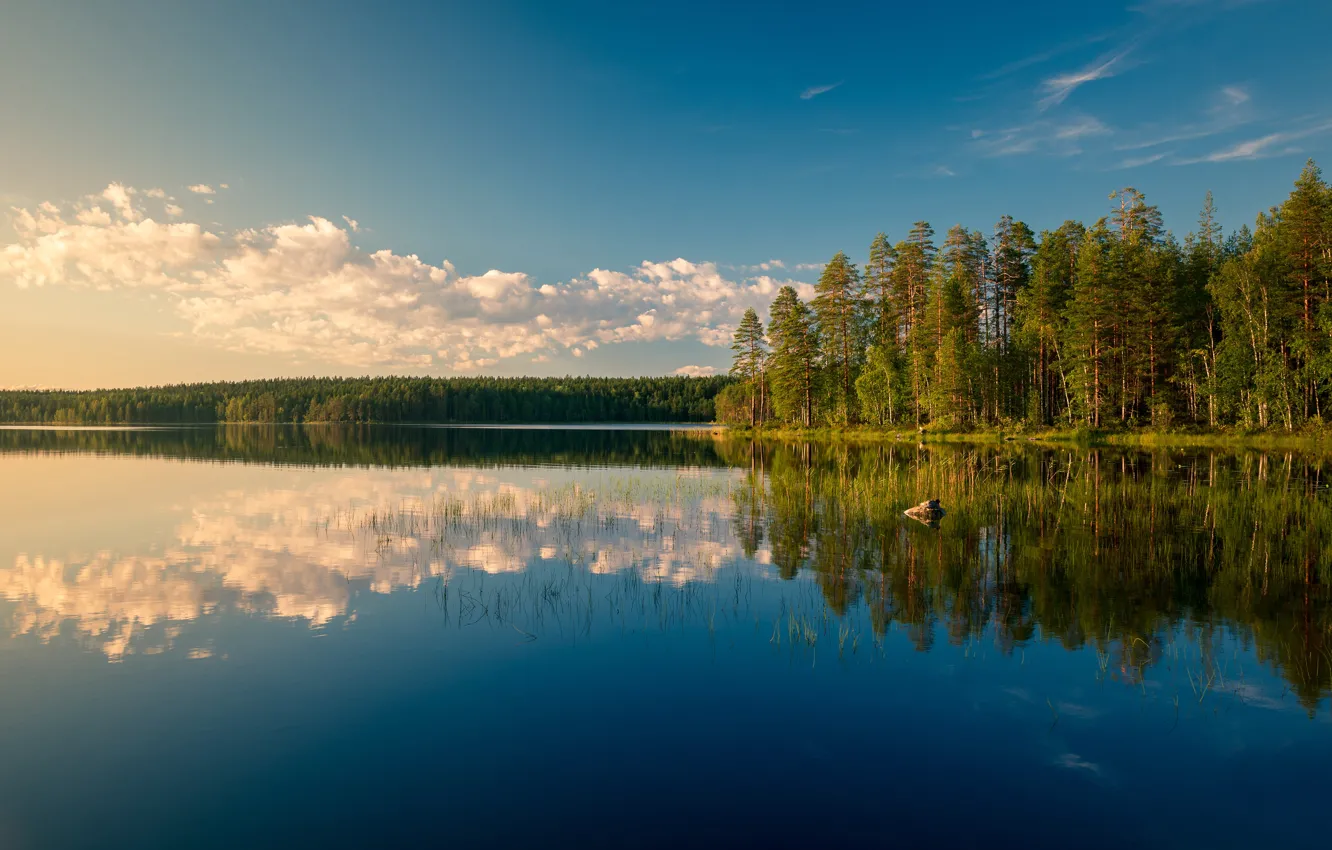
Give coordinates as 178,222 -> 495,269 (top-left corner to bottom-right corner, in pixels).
0,376 -> 731,424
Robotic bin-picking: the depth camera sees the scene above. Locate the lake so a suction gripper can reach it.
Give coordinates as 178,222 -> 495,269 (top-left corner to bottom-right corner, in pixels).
0,425 -> 1328,849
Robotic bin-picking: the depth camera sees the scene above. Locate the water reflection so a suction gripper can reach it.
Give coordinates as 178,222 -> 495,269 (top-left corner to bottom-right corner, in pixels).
0,427 -> 1329,716
1,464 -> 747,659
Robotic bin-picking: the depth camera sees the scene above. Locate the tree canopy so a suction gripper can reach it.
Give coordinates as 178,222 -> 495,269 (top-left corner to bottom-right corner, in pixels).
724,161 -> 1332,432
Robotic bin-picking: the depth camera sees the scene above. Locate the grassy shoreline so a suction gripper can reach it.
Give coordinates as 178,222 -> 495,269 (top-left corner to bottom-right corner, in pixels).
721,424 -> 1332,451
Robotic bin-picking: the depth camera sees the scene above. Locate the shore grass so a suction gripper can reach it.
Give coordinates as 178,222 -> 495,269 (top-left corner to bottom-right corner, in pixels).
720,423 -> 1332,451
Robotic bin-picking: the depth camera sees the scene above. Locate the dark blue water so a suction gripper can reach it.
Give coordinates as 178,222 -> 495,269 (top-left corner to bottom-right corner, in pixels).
0,427 -> 1327,849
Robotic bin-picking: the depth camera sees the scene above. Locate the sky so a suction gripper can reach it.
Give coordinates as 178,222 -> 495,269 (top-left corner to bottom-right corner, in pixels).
2,0 -> 1330,389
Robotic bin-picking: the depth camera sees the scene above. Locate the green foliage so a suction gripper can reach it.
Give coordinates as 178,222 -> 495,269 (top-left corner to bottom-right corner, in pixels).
729,308 -> 768,426
755,161 -> 1332,435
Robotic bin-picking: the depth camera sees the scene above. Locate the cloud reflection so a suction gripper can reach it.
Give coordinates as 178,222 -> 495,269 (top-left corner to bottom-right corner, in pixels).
0,469 -> 753,659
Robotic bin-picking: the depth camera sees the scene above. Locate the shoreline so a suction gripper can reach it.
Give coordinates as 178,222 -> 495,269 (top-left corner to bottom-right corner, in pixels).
720,424 -> 1332,451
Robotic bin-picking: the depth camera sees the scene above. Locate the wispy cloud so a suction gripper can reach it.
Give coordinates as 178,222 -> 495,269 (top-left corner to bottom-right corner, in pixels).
1055,116 -> 1112,140
1130,0 -> 1271,13
799,82 -> 842,100
1114,85 -> 1254,151
1176,120 -> 1332,164
933,165 -> 957,177
1039,48 -> 1133,110
972,116 -> 1112,158
1115,151 -> 1171,169
979,33 -> 1115,81
1054,753 -> 1104,776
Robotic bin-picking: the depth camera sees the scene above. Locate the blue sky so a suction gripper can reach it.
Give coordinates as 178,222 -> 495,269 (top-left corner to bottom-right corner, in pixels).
1,0 -> 1329,387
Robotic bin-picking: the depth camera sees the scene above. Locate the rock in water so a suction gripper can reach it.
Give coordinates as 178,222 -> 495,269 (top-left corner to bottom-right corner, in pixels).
903,499 -> 945,527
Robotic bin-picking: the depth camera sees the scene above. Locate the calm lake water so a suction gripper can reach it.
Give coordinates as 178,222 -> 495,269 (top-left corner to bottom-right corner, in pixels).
1,426 -> 1329,849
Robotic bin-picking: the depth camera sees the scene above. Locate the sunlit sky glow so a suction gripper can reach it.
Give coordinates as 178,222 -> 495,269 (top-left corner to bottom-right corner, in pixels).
2,0 -> 1329,388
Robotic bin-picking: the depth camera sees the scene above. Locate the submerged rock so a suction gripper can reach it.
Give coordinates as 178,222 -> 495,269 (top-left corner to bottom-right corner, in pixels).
903,498 -> 946,527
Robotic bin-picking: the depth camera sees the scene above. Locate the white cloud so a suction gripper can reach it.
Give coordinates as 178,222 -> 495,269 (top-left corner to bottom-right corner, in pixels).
1039,49 -> 1132,110
799,82 -> 842,100
737,260 -> 785,273
1115,151 -> 1170,169
1185,133 -> 1287,162
0,184 -> 810,372
76,207 -> 112,226
145,188 -> 166,199
187,184 -> 215,195
673,365 -> 718,377
1177,120 -> 1332,164
972,117 -> 1110,158
1055,116 -> 1111,139
101,183 -> 140,222
1221,85 -> 1250,106
1053,753 -> 1103,776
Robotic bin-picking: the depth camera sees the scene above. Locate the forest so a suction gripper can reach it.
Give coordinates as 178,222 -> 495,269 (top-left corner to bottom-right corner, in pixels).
723,161 -> 1332,434
0,376 -> 727,424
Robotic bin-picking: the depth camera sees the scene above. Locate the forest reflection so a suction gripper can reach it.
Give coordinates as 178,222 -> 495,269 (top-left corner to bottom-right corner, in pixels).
0,427 -> 1328,713
723,439 -> 1332,713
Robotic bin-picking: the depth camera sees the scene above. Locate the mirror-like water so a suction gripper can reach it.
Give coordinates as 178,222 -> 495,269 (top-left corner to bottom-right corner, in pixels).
0,426 -> 1328,849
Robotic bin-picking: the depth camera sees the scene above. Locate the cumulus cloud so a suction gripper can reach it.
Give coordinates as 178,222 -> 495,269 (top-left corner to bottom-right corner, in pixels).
1,184 -> 808,371
101,183 -> 140,222
673,365 -> 718,377
187,184 -> 215,194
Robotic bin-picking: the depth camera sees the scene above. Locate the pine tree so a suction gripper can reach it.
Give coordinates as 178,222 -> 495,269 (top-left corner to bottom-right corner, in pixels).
729,308 -> 768,426
1276,160 -> 1331,419
811,252 -> 865,424
862,233 -> 897,348
1017,221 -> 1082,425
1180,193 -> 1223,425
768,286 -> 820,427
894,222 -> 936,425
1065,222 -> 1115,427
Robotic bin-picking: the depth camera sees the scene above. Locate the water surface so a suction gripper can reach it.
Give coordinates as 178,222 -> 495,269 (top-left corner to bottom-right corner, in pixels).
0,426 -> 1328,849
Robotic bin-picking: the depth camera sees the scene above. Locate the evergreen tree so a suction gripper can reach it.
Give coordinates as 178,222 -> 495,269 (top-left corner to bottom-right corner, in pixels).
894,222 -> 936,424
811,252 -> 865,424
768,286 -> 820,427
862,233 -> 897,347
729,308 -> 768,426
1016,221 -> 1081,425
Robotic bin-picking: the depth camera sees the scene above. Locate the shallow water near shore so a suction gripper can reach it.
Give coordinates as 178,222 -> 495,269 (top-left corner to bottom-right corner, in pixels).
0,425 -> 1328,849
